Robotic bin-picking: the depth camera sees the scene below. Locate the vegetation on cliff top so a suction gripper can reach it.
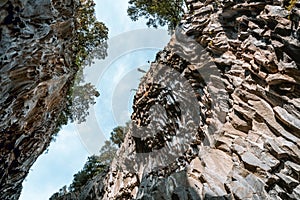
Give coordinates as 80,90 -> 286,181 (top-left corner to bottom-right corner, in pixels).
74,0 -> 108,67
127,0 -> 187,32
54,0 -> 108,135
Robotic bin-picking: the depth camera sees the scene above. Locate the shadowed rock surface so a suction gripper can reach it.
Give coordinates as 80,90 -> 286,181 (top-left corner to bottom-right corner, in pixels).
95,0 -> 299,199
2,0 -> 300,199
0,0 -> 78,199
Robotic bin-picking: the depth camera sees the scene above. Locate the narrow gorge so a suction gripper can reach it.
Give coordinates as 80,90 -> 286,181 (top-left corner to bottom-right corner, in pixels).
1,0 -> 300,200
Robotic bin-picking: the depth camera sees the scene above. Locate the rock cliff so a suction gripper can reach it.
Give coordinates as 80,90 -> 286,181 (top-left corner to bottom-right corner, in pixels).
0,0 -> 78,199
2,0 -> 300,199
95,0 -> 300,199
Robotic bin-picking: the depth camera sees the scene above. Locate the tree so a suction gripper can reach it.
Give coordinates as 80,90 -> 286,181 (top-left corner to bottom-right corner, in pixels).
127,0 -> 187,31
68,141 -> 117,192
74,0 -> 108,67
69,155 -> 106,192
50,125 -> 125,199
54,0 -> 108,135
53,69 -> 101,138
69,82 -> 100,123
71,0 -> 108,122
110,121 -> 130,147
98,140 -> 118,165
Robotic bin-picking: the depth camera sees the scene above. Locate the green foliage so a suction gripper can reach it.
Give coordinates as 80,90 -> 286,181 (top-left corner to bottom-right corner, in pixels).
98,140 -> 118,165
74,0 -> 108,67
50,124 -> 127,198
110,122 -> 130,147
69,82 -> 100,123
69,0 -> 108,122
52,74 -> 100,140
49,186 -> 68,200
69,155 -> 107,192
127,0 -> 186,32
50,142 -> 118,198
53,0 -> 108,136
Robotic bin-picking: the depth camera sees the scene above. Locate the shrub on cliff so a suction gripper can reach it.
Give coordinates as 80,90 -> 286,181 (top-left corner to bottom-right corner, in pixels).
69,155 -> 107,192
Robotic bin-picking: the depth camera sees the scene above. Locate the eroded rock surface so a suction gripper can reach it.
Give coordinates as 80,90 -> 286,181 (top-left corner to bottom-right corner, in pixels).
98,0 -> 300,199
0,0 -> 78,199
2,0 -> 300,199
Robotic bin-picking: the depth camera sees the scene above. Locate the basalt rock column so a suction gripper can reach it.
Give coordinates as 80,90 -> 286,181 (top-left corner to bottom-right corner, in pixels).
99,0 -> 300,199
0,0 -> 77,199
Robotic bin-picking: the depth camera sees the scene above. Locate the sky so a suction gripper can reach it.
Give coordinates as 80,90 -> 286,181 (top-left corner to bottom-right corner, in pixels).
19,1 -> 169,199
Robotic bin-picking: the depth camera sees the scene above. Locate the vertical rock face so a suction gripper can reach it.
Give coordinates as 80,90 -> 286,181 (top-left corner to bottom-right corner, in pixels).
2,0 -> 299,199
0,0 -> 77,199
97,0 -> 300,199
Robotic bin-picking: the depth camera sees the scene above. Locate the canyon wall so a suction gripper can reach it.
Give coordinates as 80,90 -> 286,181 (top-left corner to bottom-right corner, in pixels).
97,0 -> 300,199
1,0 -> 300,199
0,0 -> 78,199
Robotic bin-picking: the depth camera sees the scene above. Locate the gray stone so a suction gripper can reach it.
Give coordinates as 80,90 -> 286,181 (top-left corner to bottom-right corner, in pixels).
10,0 -> 300,200
241,152 -> 271,172
274,106 -> 300,135
276,172 -> 299,189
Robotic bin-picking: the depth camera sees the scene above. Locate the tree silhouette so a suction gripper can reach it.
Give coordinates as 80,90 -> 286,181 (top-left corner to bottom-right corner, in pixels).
52,141 -> 118,196
127,0 -> 186,32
